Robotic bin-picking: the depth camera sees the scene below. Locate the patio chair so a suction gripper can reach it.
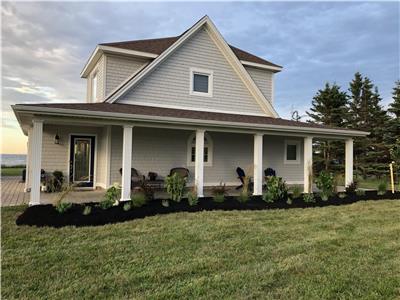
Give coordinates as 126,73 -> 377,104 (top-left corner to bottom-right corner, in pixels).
236,167 -> 253,190
264,168 -> 276,177
119,168 -> 145,188
169,167 -> 189,179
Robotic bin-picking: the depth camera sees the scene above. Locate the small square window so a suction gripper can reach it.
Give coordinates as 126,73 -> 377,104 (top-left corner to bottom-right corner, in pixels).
284,140 -> 300,164
286,145 -> 297,161
193,74 -> 209,93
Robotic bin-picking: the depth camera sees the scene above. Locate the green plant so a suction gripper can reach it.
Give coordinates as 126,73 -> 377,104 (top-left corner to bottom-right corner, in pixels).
104,183 -> 121,203
345,181 -> 358,194
82,205 -> 92,216
99,198 -> 114,210
165,173 -> 186,202
212,182 -> 227,203
315,171 -> 334,201
187,187 -> 199,206
123,202 -> 132,211
262,176 -> 288,203
237,191 -> 249,203
338,192 -> 347,199
356,189 -> 366,196
290,185 -> 302,199
55,202 -> 72,214
303,193 -> 316,203
161,199 -> 170,207
131,192 -> 147,208
54,183 -> 74,211
286,198 -> 293,205
377,182 -> 387,195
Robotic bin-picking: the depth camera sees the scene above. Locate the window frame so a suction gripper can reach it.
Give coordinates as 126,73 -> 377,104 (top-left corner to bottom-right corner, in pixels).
187,132 -> 213,167
284,140 -> 301,165
189,67 -> 213,97
91,71 -> 98,102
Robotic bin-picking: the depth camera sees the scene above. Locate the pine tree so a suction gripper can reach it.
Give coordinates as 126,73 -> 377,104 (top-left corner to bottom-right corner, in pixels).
307,83 -> 349,171
386,81 -> 400,146
348,72 -> 363,127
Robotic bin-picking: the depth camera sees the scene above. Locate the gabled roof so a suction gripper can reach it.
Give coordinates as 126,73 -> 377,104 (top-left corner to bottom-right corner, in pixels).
100,37 -> 282,69
105,15 -> 279,118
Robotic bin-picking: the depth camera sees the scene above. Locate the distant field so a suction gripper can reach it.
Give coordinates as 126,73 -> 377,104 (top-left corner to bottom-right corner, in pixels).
1,168 -> 24,177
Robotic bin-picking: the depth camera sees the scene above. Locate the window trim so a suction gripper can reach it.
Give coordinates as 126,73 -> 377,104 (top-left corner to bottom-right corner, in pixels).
284,140 -> 301,165
189,67 -> 213,97
187,132 -> 213,167
91,71 -> 98,102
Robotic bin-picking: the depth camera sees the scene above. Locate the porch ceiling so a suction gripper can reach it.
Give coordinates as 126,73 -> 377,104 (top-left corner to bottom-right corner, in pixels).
13,103 -> 369,139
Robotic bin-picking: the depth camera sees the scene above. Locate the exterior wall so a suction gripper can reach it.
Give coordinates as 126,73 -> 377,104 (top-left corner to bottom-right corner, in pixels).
109,126 -> 304,185
87,55 -> 105,102
105,54 -> 149,96
245,66 -> 274,104
118,27 -> 266,115
41,124 -> 107,188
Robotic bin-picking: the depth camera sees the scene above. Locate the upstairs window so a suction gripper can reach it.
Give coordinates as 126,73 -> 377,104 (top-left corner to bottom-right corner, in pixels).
91,73 -> 98,102
284,140 -> 300,164
190,68 -> 213,97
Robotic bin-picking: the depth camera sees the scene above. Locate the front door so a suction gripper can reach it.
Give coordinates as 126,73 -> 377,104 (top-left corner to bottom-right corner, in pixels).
69,135 -> 95,187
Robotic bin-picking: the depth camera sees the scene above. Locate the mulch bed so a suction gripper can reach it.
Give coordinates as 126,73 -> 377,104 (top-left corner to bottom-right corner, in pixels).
16,191 -> 400,228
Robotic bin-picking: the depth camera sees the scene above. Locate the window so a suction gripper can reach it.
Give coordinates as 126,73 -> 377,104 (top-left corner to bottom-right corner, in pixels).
190,68 -> 213,97
284,140 -> 300,164
91,73 -> 98,102
187,133 -> 213,166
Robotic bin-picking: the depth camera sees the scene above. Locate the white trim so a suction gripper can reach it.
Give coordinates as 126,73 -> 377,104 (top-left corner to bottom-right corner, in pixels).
240,60 -> 282,72
68,133 -> 97,190
345,138 -> 353,187
30,119 -> 43,205
284,139 -> 301,165
91,72 -> 98,102
187,132 -> 213,167
102,55 -> 107,100
303,136 -> 313,193
105,125 -> 112,187
195,129 -> 205,197
13,105 -> 370,138
253,133 -> 263,195
121,125 -> 133,201
189,67 -> 213,97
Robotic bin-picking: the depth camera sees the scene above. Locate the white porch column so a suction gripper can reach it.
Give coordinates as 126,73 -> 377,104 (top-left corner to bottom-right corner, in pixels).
303,136 -> 313,193
345,138 -> 354,187
24,127 -> 32,192
253,133 -> 263,195
195,129 -> 205,198
121,125 -> 133,201
30,120 -> 43,205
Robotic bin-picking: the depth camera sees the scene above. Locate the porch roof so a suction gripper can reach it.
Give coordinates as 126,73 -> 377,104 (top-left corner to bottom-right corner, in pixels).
13,103 -> 369,138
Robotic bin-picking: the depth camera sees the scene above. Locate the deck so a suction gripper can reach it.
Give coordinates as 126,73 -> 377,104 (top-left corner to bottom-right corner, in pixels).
1,176 -> 29,206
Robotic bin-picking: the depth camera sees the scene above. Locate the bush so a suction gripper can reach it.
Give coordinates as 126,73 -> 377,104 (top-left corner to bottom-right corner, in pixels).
315,171 -> 334,201
377,182 -> 387,195
55,202 -> 72,214
187,188 -> 199,206
338,192 -> 347,199
212,182 -> 227,203
45,171 -> 64,193
290,185 -> 302,199
104,183 -> 121,203
123,202 -> 132,211
286,198 -> 293,205
99,198 -> 114,210
82,205 -> 92,216
262,176 -> 288,203
345,181 -> 358,194
236,191 -> 249,203
131,192 -> 147,208
356,189 -> 366,196
213,194 -> 225,203
165,173 -> 186,202
303,193 -> 316,203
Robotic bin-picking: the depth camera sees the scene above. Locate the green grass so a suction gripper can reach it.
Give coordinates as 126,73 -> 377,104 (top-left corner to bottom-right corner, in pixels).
335,174 -> 399,191
2,201 -> 400,299
1,167 -> 23,176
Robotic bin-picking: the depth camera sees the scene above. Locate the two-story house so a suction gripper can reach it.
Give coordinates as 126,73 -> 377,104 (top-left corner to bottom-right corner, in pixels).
13,16 -> 368,205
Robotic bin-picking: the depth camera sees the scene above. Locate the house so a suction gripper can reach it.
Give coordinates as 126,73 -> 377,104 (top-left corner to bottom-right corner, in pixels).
13,16 -> 368,205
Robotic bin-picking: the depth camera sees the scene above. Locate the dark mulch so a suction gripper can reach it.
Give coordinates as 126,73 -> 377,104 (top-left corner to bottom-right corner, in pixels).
16,191 -> 400,228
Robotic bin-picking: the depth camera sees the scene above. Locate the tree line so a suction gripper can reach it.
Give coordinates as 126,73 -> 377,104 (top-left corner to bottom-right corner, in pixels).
304,72 -> 400,179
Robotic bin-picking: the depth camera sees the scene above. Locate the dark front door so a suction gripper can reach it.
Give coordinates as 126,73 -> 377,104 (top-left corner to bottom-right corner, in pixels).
69,135 -> 95,187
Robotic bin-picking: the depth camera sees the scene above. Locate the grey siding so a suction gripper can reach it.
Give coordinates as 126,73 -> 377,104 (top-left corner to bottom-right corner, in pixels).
118,27 -> 266,115
41,124 -> 107,188
245,66 -> 274,104
109,127 -> 304,185
105,55 -> 149,96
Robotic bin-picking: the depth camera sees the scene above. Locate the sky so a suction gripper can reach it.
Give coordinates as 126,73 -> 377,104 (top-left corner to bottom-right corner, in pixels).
1,1 -> 399,154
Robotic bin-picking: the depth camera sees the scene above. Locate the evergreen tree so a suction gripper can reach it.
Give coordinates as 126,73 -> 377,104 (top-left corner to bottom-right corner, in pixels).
307,83 -> 348,171
348,72 -> 364,127
386,81 -> 400,146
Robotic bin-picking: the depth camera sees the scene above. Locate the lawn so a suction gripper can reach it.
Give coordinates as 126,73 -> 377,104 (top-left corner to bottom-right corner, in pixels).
2,201 -> 400,299
1,167 -> 23,176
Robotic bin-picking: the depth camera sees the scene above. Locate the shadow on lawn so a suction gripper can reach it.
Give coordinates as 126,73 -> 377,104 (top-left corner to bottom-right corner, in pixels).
16,191 -> 400,228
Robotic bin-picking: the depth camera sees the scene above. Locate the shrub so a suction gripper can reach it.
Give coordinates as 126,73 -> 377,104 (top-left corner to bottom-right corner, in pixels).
104,183 -> 121,204
345,181 -> 358,194
45,171 -> 65,193
131,192 -> 147,208
213,194 -> 225,203
55,202 -> 72,214
356,189 -> 366,196
82,205 -> 92,216
286,198 -> 293,205
338,192 -> 347,199
165,173 -> 186,202
290,185 -> 302,199
315,171 -> 334,201
237,191 -> 249,203
161,199 -> 170,207
123,202 -> 132,211
377,182 -> 387,195
262,176 -> 288,203
303,193 -> 316,203
212,182 -> 227,203
187,187 -> 199,206
99,198 -> 114,210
